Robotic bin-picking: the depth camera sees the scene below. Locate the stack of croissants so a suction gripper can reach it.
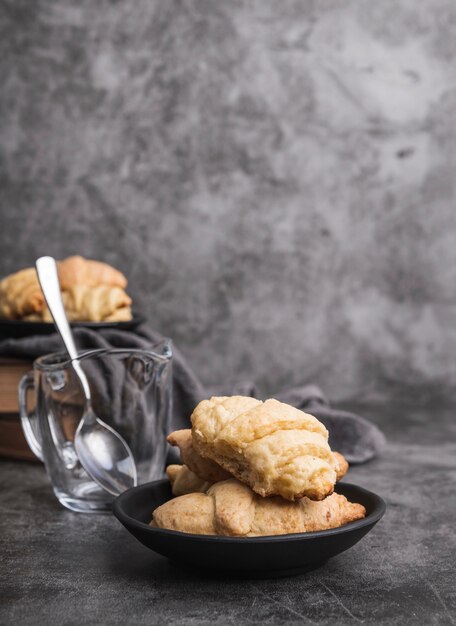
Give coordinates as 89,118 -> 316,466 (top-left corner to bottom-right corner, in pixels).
152,396 -> 366,537
0,256 -> 132,323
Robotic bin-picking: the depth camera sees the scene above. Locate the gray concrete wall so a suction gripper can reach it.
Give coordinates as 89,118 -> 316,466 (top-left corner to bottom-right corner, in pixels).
1,0 -> 455,402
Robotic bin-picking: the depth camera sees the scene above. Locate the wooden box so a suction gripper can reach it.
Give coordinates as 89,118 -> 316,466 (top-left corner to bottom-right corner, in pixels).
0,358 -> 38,461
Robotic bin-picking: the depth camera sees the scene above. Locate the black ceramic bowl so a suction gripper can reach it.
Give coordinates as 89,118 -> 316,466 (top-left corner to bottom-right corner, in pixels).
113,480 -> 386,578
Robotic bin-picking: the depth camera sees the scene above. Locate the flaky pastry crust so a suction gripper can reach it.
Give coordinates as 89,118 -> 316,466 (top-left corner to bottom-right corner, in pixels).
166,464 -> 212,496
191,396 -> 339,501
168,429 -> 349,487
167,430 -> 231,483
57,255 -> 127,290
38,284 -> 132,323
152,478 -> 366,536
0,268 -> 45,319
0,256 -> 131,322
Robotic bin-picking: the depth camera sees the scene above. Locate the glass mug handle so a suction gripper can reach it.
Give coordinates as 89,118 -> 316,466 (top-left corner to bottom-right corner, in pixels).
19,371 -> 43,461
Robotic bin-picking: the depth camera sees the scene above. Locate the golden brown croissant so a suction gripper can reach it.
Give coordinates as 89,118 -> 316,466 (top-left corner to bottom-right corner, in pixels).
168,429 -> 348,486
0,268 -> 45,319
191,396 -> 339,501
167,430 -> 231,483
39,284 -> 132,323
57,255 -> 127,290
152,478 -> 366,536
166,464 -> 212,496
0,256 -> 130,321
333,451 -> 349,481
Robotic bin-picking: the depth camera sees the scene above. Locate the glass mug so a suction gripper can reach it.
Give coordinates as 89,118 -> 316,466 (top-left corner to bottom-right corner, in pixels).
19,343 -> 172,513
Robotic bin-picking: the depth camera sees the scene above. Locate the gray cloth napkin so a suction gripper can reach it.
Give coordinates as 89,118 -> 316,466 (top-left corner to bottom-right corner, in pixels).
0,325 -> 385,464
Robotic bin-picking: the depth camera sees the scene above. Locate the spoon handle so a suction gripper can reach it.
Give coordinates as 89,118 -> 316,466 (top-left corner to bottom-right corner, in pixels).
35,256 -> 91,401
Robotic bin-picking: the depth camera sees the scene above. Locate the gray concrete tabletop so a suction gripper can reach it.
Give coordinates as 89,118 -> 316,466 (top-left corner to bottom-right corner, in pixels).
1,403 -> 455,626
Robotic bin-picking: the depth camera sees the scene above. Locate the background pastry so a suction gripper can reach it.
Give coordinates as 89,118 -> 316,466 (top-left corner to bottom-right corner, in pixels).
0,267 -> 46,319
0,256 -> 132,322
57,255 -> 127,290
191,396 -> 339,501
38,284 -> 132,323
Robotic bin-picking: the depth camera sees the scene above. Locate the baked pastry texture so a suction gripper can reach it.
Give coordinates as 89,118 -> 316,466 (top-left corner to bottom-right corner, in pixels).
57,255 -> 127,290
0,256 -> 131,322
152,478 -> 366,536
166,456 -> 348,499
168,428 -> 349,485
166,464 -> 211,497
0,268 -> 46,319
191,396 -> 339,501
333,451 -> 349,481
167,430 -> 231,483
37,285 -> 132,323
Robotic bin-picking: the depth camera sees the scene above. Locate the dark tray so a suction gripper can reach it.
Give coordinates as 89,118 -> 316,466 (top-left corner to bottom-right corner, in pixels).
0,314 -> 145,340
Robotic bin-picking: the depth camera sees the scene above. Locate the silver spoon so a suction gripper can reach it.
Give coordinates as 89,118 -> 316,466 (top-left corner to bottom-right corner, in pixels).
35,256 -> 137,496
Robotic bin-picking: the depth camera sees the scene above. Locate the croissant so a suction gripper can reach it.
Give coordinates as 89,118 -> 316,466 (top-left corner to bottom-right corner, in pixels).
168,429 -> 349,486
39,284 -> 132,322
166,464 -> 212,496
167,430 -> 231,483
152,478 -> 366,536
191,396 -> 339,501
0,256 -> 129,321
0,268 -> 45,319
57,255 -> 127,290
